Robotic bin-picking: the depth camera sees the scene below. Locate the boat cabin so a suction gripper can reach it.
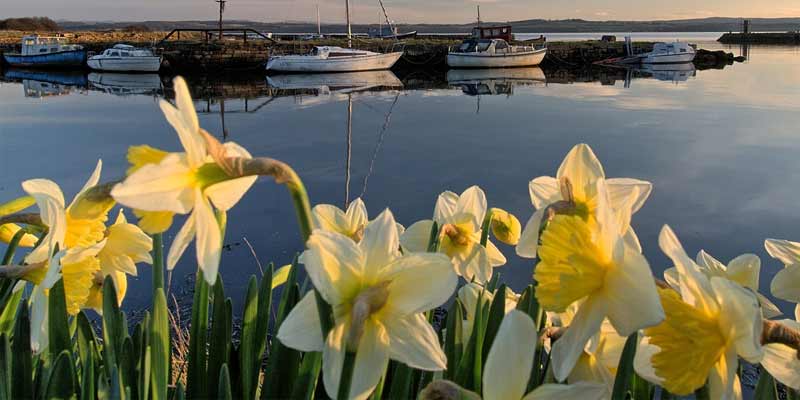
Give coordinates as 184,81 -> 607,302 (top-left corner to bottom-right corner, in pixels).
453,39 -> 514,54
310,46 -> 374,58
651,42 -> 695,56
19,35 -> 82,56
99,44 -> 156,58
471,25 -> 513,42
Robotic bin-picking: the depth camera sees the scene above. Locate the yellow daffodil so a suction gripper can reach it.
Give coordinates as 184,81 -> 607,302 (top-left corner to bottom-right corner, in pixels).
664,250 -> 781,318
534,179 -> 663,382
764,239 -> 800,313
421,310 -> 607,400
760,310 -> 800,391
111,76 -> 256,284
277,209 -> 457,400
516,143 -> 651,259
0,196 -> 38,247
634,225 -> 764,399
311,198 -> 405,242
488,207 -> 521,246
401,186 -> 506,283
457,282 -> 518,340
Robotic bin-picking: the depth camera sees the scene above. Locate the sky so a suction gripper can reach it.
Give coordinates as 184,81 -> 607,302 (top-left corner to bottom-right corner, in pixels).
6,0 -> 800,24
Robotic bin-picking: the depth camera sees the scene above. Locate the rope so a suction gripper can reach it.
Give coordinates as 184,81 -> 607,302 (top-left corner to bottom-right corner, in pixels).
359,92 -> 401,199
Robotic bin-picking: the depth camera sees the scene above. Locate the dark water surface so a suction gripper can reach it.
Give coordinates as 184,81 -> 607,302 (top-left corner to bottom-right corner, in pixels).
1,42 -> 799,315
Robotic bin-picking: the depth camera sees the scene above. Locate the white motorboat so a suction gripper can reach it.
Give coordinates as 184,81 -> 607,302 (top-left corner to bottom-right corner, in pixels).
87,44 -> 162,72
640,42 -> 696,64
447,39 -> 547,69
266,46 -> 402,73
266,0 -> 403,73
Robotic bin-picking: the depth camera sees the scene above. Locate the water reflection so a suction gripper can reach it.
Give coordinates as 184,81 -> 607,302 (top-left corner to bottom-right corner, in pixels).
446,67 -> 546,96
3,69 -> 87,97
636,63 -> 696,83
88,73 -> 162,96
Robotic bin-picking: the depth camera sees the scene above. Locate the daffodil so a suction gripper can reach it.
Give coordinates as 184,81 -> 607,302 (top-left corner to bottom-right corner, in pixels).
516,143 -> 651,259
277,209 -> 457,400
634,225 -> 764,399
421,310 -> 607,400
111,76 -> 257,284
488,207 -> 521,246
759,309 -> 800,391
0,196 -> 39,247
534,179 -> 663,382
664,250 -> 781,318
311,198 -> 404,242
764,239 -> 800,314
457,282 -> 518,340
401,186 -> 506,283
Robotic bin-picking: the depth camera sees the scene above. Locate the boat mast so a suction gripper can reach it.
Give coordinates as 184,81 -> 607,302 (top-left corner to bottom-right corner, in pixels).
477,5 -> 481,26
215,0 -> 226,40
344,94 -> 353,207
317,4 -> 321,36
345,0 -> 353,48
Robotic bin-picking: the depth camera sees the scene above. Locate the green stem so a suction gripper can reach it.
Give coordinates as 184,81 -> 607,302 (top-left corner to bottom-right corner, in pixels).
1,229 -> 26,265
479,210 -> 494,247
152,233 -> 165,292
337,351 -> 357,400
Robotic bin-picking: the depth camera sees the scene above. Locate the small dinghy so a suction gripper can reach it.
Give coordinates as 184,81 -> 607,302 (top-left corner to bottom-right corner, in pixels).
87,44 -> 162,72
448,38 -> 547,68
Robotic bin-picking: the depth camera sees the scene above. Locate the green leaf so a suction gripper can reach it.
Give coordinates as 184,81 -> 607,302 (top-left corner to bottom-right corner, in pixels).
0,285 -> 23,335
291,352 -> 323,400
631,372 -> 653,400
337,351 -> 358,400
11,303 -> 33,399
45,350 -> 77,400
102,276 -> 124,372
754,368 -> 778,400
187,270 -> 210,399
80,340 -> 95,400
150,289 -> 170,400
261,262 -> 302,400
218,364 -> 233,400
444,299 -> 464,381
611,333 -> 638,400
207,278 -> 231,398
426,221 -> 440,252
239,276 -> 260,400
120,336 -> 138,399
0,334 -> 11,400
48,279 -> 71,362
481,285 -> 508,366
387,361 -> 413,400
455,291 -> 486,391
151,234 -> 165,292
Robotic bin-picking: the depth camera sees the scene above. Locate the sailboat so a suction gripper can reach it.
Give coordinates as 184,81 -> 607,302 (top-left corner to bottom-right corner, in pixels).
266,0 -> 403,73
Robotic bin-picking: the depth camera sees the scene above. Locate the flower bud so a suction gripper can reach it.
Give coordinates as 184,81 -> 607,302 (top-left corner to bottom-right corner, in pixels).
419,380 -> 481,400
0,196 -> 36,217
489,208 -> 521,246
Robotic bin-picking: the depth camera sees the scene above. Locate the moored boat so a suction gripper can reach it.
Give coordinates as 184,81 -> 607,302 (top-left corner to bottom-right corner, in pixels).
368,26 -> 417,40
266,46 -> 402,73
87,44 -> 162,72
641,42 -> 696,64
2,35 -> 86,68
447,39 -> 547,68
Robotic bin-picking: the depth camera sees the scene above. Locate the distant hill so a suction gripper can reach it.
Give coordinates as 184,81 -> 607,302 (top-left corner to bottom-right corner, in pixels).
44,17 -> 800,34
0,17 -> 60,31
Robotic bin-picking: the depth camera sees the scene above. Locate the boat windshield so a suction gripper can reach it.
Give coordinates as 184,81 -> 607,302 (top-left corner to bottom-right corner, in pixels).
476,40 -> 492,52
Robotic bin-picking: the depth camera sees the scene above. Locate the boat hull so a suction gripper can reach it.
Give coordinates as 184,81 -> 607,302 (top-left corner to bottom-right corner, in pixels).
641,52 -> 695,64
3,49 -> 87,68
87,56 -> 162,72
266,52 -> 403,73
447,48 -> 547,68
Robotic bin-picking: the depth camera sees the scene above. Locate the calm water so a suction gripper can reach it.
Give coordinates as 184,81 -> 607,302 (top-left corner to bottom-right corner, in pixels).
1,42 -> 799,315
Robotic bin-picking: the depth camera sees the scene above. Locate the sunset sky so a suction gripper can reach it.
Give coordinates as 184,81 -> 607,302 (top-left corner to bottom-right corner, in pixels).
6,0 -> 800,24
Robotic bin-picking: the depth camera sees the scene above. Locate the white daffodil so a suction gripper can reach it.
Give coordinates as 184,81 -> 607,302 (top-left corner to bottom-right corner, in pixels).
516,143 -> 651,259
534,178 -> 663,382
421,311 -> 608,400
277,209 -> 457,400
311,198 -> 404,242
764,239 -> 800,315
634,225 -> 764,399
111,76 -> 256,284
664,250 -> 781,318
457,282 -> 519,340
401,186 -> 506,283
760,311 -> 800,391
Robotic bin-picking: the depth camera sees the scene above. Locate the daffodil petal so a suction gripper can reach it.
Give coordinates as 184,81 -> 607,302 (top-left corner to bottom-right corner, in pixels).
161,77 -> 205,168
350,321 -> 390,400
710,277 -> 763,363
551,296 -> 607,382
383,253 -> 456,315
346,198 -> 368,230
556,144 -> 605,202
384,314 -> 446,371
663,267 -> 680,289
454,243 -> 491,284
483,310 -> 537,400
111,154 -> 197,214
756,293 -> 782,319
276,292 -> 324,352
303,229 -> 365,305
22,179 -> 66,264
521,382 -> 608,400
322,321 -> 347,399
30,285 -> 49,354
485,240 -> 507,267
761,319 -> 800,390
606,178 -> 652,215
771,265 -> 800,303
360,209 -> 400,274
696,250 -> 728,276
205,142 -> 257,211
313,204 -> 350,232
604,248 -> 664,336
658,225 -> 718,315
516,208 -> 544,259
623,227 -> 642,254
707,346 -> 741,400
529,176 -> 560,210
70,159 -> 103,207
455,186 -> 487,228
433,191 -> 459,223
400,220 -> 435,253
457,283 -> 491,322
725,254 -> 760,290
194,193 -> 222,284
567,353 -> 614,397
765,239 -> 800,266
166,213 -> 196,270
633,336 -> 663,385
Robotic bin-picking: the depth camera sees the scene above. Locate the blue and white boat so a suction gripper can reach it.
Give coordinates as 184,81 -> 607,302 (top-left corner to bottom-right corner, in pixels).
3,35 -> 86,68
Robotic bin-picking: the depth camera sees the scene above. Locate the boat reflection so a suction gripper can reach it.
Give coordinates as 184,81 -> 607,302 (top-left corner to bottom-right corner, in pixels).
446,67 -> 546,96
88,72 -> 163,96
635,63 -> 696,83
2,69 -> 87,98
266,70 -> 403,95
